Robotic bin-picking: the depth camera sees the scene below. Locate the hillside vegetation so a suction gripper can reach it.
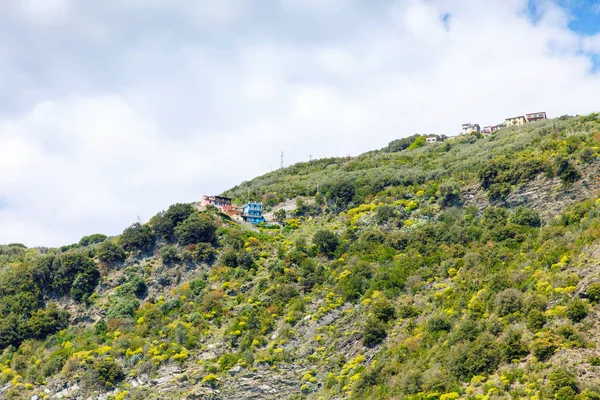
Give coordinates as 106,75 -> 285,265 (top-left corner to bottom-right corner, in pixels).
1,114 -> 600,399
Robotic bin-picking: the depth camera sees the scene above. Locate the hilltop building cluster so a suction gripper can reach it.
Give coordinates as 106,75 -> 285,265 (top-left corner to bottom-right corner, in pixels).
462,111 -> 547,136
199,195 -> 265,225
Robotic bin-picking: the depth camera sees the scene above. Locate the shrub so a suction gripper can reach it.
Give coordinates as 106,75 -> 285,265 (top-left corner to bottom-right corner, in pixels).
97,240 -> 126,265
375,205 -> 396,224
501,330 -> 529,361
531,334 -> 557,361
586,282 -> 600,302
79,234 -> 107,246
526,309 -> 547,331
371,298 -> 396,323
511,206 -> 541,227
438,182 -> 462,208
92,358 -> 125,388
120,223 -> 155,253
427,315 -> 452,334
555,157 -> 581,184
494,289 -> 523,316
160,245 -> 180,265
327,180 -> 355,210
407,136 -> 426,150
202,373 -> 218,387
166,203 -> 196,226
547,368 -> 578,395
193,243 -> 217,264
363,318 -> 387,347
566,299 -> 588,323
313,230 -> 339,258
174,214 -> 218,246
488,182 -> 512,202
52,252 -> 100,300
70,266 -> 100,302
448,333 -> 501,380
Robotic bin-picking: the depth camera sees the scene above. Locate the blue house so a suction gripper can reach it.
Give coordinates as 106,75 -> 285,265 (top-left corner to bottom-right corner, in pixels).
242,202 -> 265,224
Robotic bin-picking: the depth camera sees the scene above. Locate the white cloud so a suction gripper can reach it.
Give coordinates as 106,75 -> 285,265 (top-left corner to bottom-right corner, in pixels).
582,32 -> 600,53
0,0 -> 599,246
18,0 -> 69,24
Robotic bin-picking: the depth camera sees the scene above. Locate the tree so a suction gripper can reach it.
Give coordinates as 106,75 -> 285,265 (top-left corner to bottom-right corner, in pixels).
92,358 -> 125,388
166,203 -> 196,226
79,234 -> 107,246
274,209 -> 287,223
407,136 -> 426,150
494,289 -> 523,316
362,318 -> 387,347
313,230 -> 339,258
120,223 -> 155,253
566,299 -> 588,323
149,211 -> 175,241
555,157 -> 581,184
586,282 -> 600,302
511,206 -> 541,227
175,214 -> 218,246
371,298 -> 396,323
375,205 -> 395,224
327,180 -> 355,210
160,245 -> 180,265
51,252 -> 99,298
96,240 -> 126,265
438,182 -> 462,208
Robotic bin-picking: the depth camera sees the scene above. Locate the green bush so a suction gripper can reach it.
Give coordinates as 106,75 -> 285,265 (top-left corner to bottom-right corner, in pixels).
586,282 -> 600,302
526,309 -> 547,331
313,230 -> 339,258
371,298 -> 396,323
407,136 -> 426,150
160,245 -> 180,265
488,182 -> 512,201
174,214 -> 218,246
530,335 -> 557,361
494,289 -> 523,316
555,157 -> 581,184
120,222 -> 155,253
92,358 -> 125,388
427,315 -> 452,334
438,182 -> 462,208
566,299 -> 588,323
96,240 -> 126,264
79,234 -> 107,246
511,206 -> 541,227
363,318 -> 387,348
547,368 -> 578,395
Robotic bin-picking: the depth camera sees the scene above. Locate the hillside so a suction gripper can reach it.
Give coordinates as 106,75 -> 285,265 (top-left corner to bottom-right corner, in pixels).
1,113 -> 600,399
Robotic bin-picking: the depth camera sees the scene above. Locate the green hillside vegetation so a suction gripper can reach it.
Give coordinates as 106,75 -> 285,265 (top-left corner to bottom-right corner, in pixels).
0,114 -> 600,399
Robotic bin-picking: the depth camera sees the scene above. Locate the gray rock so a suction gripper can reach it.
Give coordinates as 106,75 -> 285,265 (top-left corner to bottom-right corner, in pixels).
229,365 -> 243,376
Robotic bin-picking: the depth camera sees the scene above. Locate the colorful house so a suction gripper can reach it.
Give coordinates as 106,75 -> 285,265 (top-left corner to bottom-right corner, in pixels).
505,116 -> 527,127
242,202 -> 265,224
461,123 -> 480,135
525,112 -> 547,122
200,195 -> 233,212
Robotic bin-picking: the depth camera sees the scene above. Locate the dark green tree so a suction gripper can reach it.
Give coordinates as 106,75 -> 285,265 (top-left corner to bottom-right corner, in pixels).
174,214 -> 218,246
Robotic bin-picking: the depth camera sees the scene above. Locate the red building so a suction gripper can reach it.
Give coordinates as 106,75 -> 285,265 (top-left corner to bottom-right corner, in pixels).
525,112 -> 547,122
200,195 -> 233,212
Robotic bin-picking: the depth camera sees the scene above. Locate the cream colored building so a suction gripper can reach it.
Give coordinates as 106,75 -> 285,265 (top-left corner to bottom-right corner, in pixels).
505,116 -> 527,127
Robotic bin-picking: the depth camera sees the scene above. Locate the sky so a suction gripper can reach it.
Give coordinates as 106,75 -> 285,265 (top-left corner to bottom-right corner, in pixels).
0,0 -> 599,247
